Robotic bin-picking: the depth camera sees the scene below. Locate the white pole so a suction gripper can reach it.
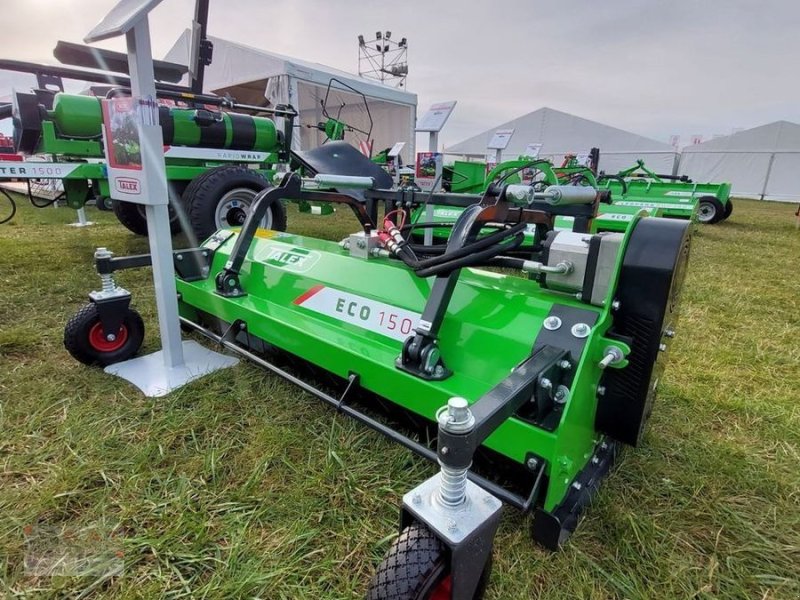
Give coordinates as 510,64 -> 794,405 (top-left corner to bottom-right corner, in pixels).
126,19 -> 184,368
423,130 -> 438,246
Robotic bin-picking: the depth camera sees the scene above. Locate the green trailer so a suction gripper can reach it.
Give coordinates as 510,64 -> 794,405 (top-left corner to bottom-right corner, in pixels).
602,159 -> 733,224
65,143 -> 691,598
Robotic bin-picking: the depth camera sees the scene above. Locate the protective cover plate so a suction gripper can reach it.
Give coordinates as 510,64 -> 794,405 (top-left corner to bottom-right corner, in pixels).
293,141 -> 393,195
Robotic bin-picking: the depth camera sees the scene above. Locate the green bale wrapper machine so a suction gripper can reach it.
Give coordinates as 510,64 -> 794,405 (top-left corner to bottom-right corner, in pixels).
64,140 -> 691,599
0,8 -> 294,239
602,158 -> 733,224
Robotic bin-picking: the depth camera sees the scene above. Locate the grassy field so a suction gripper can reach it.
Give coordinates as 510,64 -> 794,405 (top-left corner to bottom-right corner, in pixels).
1,196 -> 798,599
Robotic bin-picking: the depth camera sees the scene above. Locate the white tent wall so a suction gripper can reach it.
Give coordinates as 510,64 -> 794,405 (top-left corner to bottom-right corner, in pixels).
763,153 -> 800,200
164,31 -> 416,162
678,152 -> 770,198
446,107 -> 678,175
679,121 -> 800,201
295,81 -> 415,160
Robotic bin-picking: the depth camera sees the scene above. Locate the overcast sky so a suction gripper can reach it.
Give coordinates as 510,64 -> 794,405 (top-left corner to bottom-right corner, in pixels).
3,0 -> 799,148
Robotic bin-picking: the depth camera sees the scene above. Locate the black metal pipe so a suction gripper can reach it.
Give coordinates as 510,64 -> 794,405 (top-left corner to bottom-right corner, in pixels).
179,316 -> 533,511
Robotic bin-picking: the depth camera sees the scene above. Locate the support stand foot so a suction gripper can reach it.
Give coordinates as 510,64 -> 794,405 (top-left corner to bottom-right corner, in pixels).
103,340 -> 238,397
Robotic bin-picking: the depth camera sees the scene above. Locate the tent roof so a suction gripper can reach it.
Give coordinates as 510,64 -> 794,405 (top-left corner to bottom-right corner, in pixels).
446,107 -> 673,156
164,30 -> 416,107
682,120 -> 800,153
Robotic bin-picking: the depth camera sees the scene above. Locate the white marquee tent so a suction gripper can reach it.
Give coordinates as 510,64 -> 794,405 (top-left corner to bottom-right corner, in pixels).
445,107 -> 678,174
679,121 -> 800,201
164,31 -> 417,161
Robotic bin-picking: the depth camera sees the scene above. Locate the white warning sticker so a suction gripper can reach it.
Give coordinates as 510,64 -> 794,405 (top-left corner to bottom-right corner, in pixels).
664,191 -> 705,199
615,201 -> 694,211
294,286 -> 421,342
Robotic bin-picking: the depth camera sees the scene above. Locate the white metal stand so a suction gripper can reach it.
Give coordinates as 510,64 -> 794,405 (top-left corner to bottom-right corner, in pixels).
86,0 -> 237,397
68,207 -> 94,227
423,131 -> 439,246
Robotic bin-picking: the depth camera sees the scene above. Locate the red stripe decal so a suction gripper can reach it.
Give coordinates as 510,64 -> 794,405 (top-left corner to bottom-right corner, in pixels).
293,284 -> 324,305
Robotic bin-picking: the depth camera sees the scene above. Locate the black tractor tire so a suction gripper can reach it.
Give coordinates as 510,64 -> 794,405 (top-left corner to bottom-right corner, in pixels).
722,198 -> 734,220
366,524 -> 491,600
595,217 -> 692,446
696,195 -> 725,224
112,181 -> 187,236
184,166 -> 287,241
64,303 -> 145,366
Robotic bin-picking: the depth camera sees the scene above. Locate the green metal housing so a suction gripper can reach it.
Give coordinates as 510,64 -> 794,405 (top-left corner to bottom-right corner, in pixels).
600,159 -> 731,221
175,222 -> 643,512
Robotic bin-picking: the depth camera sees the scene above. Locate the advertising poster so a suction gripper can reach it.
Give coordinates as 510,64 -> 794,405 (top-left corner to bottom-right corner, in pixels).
415,152 -> 442,191
102,98 -> 142,171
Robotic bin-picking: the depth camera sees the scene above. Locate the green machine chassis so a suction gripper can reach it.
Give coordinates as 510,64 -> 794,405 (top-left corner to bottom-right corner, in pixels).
65,142 -> 691,599
602,159 -> 733,224
413,157 -> 657,240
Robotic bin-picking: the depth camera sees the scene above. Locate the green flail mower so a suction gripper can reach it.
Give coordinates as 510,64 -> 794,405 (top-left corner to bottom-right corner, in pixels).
64,142 -> 691,599
413,154 -> 655,239
601,159 -> 733,224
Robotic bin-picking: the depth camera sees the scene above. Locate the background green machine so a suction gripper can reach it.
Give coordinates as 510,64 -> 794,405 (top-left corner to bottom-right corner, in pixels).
601,159 -> 733,224
64,142 -> 691,599
6,88 -> 293,238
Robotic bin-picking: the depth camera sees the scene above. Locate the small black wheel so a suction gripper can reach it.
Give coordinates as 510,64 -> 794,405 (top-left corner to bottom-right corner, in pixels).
697,195 -> 725,224
366,524 -> 491,600
64,303 -> 145,366
722,198 -> 734,220
112,181 -> 186,236
184,166 -> 287,241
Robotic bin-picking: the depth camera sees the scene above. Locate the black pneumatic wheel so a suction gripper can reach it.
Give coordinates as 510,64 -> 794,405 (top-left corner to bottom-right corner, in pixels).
366,524 -> 491,600
595,217 -> 692,447
722,198 -> 734,220
184,166 -> 287,241
64,303 -> 145,366
696,195 -> 725,224
112,181 -> 187,236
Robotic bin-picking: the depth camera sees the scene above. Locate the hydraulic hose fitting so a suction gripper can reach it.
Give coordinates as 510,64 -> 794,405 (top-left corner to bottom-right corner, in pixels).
435,397 -> 475,508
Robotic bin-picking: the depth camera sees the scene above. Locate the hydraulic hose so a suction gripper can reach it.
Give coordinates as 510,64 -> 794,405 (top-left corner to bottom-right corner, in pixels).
413,232 -> 525,278
0,189 -> 16,224
410,222 -> 527,270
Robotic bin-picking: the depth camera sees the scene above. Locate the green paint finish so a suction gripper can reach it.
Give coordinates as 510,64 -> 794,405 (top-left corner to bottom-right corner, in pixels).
604,160 -> 731,211
177,224 -> 640,510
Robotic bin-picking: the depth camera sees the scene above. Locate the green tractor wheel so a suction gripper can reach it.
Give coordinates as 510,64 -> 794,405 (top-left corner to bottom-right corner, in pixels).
64,303 -> 144,366
185,165 -> 287,241
366,524 -> 491,600
697,196 -> 725,224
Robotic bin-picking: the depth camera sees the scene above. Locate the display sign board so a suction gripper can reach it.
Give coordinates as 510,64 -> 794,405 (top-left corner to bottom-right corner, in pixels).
416,101 -> 457,132
523,143 -> 543,158
415,151 -> 443,191
100,96 -> 165,204
487,128 -> 515,150
388,142 -> 406,157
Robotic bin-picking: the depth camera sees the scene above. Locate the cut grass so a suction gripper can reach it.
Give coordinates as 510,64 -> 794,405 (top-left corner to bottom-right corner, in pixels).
1,197 -> 799,599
